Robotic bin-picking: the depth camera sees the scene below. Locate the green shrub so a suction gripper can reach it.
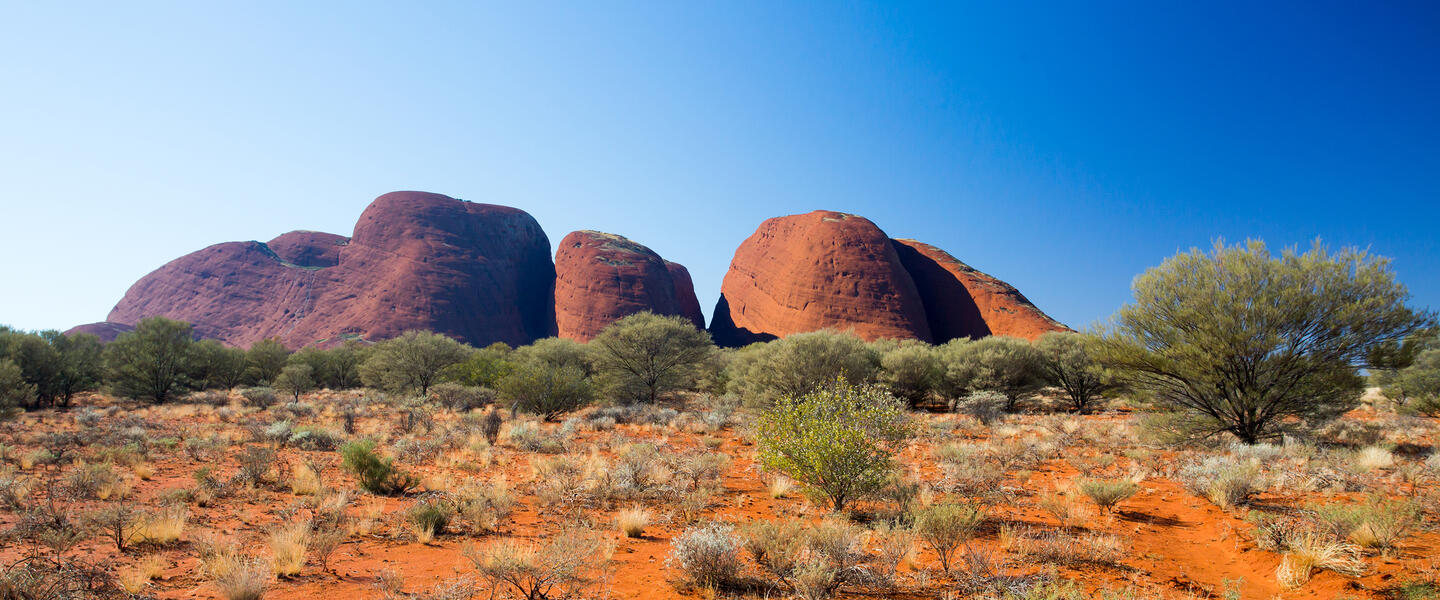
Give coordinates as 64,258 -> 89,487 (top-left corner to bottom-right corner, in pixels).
591,312 -> 715,404
359,330 -> 471,395
757,379 -> 912,512
498,362 -> 593,422
1078,479 -> 1139,513
339,440 -> 417,496
726,331 -> 880,406
913,502 -> 984,572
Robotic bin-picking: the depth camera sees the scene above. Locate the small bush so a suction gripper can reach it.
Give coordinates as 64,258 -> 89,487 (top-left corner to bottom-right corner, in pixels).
952,390 -> 1007,425
465,528 -> 609,600
431,382 -> 495,411
241,387 -> 279,409
235,445 -> 277,488
617,507 -> 651,538
668,522 -> 743,589
1178,456 -> 1261,509
268,521 -> 309,577
1310,496 -> 1420,555
214,556 -> 271,600
407,497 -> 455,543
1003,526 -> 1123,567
482,409 -> 503,446
913,502 -> 984,573
1077,479 -> 1140,514
340,440 -> 418,496
453,478 -> 516,535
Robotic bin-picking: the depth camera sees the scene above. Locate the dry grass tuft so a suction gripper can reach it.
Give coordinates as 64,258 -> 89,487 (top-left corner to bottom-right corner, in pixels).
269,521 -> 310,577
617,507 -> 651,538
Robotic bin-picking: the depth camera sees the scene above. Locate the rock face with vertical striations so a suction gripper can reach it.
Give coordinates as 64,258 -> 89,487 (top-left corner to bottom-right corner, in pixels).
103,191 -> 557,348
553,230 -> 705,341
708,210 -> 933,346
709,210 -> 1067,346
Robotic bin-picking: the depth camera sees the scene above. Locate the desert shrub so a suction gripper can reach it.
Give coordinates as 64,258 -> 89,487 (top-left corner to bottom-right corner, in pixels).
758,380 -> 912,512
1036,332 -> 1117,413
1095,241 -> 1434,443
132,504 -> 188,545
878,340 -> 944,407
616,507 -> 651,538
430,382 -> 494,411
453,479 -> 516,534
1374,342 -> 1440,414
498,361 -> 593,422
1310,496 -> 1421,555
340,440 -> 418,495
287,426 -> 343,451
726,330 -> 881,405
393,437 -> 445,465
953,390 -> 1007,424
465,528 -> 609,600
503,421 -> 569,453
481,409 -> 503,446
668,522 -> 743,589
235,445 -> 277,487
913,502 -> 984,572
1002,526 -> 1123,567
591,312 -> 716,404
105,317 -> 196,403
941,336 -> 1047,411
268,521 -> 309,577
240,387 -> 279,409
65,462 -> 124,499
214,556 -> 271,600
1078,479 -> 1140,514
360,330 -> 471,395
407,496 -> 456,542
1178,456 -> 1261,509
191,340 -> 249,391
1274,529 -> 1365,589
273,364 -> 313,401
869,523 -> 915,584
87,504 -> 141,551
0,359 -> 35,417
739,517 -> 866,591
289,460 -> 323,495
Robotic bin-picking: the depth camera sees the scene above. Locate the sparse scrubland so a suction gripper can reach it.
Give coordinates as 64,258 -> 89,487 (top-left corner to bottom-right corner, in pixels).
0,241 -> 1437,600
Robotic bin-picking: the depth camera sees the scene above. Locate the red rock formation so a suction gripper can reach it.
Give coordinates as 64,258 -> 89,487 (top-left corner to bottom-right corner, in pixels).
554,231 -> 704,341
63,321 -> 134,343
665,261 -> 706,330
105,191 -> 556,348
709,211 -> 932,346
891,239 -> 1067,341
265,230 -> 348,268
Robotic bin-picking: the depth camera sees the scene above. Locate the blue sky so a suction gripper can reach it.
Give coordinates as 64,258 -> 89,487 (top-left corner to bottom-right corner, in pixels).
2,2 -> 1437,333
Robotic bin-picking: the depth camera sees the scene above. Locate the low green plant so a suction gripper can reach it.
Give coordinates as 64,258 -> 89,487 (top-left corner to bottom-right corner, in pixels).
339,440 -> 418,496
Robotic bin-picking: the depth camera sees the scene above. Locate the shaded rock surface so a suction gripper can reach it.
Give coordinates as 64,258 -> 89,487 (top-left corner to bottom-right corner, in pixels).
554,230 -> 705,341
892,239 -> 1067,341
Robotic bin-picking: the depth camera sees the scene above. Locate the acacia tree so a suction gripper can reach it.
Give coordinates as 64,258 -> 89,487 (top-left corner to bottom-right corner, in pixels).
359,330 -> 470,395
941,336 -> 1045,411
591,312 -> 715,404
1097,240 -> 1434,444
245,337 -> 290,385
105,317 -> 196,403
1035,332 -> 1117,413
757,379 -> 912,512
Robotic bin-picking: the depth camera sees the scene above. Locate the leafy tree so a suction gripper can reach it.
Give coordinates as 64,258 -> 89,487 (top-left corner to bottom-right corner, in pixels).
727,330 -> 880,405
941,336 -> 1045,411
877,340 -> 944,408
757,379 -> 913,512
513,337 -> 593,375
105,317 -> 196,403
245,337 -> 290,385
44,331 -> 104,406
1035,332 -> 1117,413
1096,240 -> 1434,444
5,331 -> 58,407
498,360 -> 593,421
1376,347 -> 1440,416
0,359 -> 33,418
442,342 -> 514,388
274,363 -> 314,402
358,330 -> 470,395
591,312 -> 715,404
189,339 -> 247,390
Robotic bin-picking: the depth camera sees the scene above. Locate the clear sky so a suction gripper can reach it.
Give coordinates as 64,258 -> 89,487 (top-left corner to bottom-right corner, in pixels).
2,2 -> 1437,333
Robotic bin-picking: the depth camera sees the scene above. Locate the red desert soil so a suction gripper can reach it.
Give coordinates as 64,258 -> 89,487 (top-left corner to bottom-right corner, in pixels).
1,395 -> 1434,600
